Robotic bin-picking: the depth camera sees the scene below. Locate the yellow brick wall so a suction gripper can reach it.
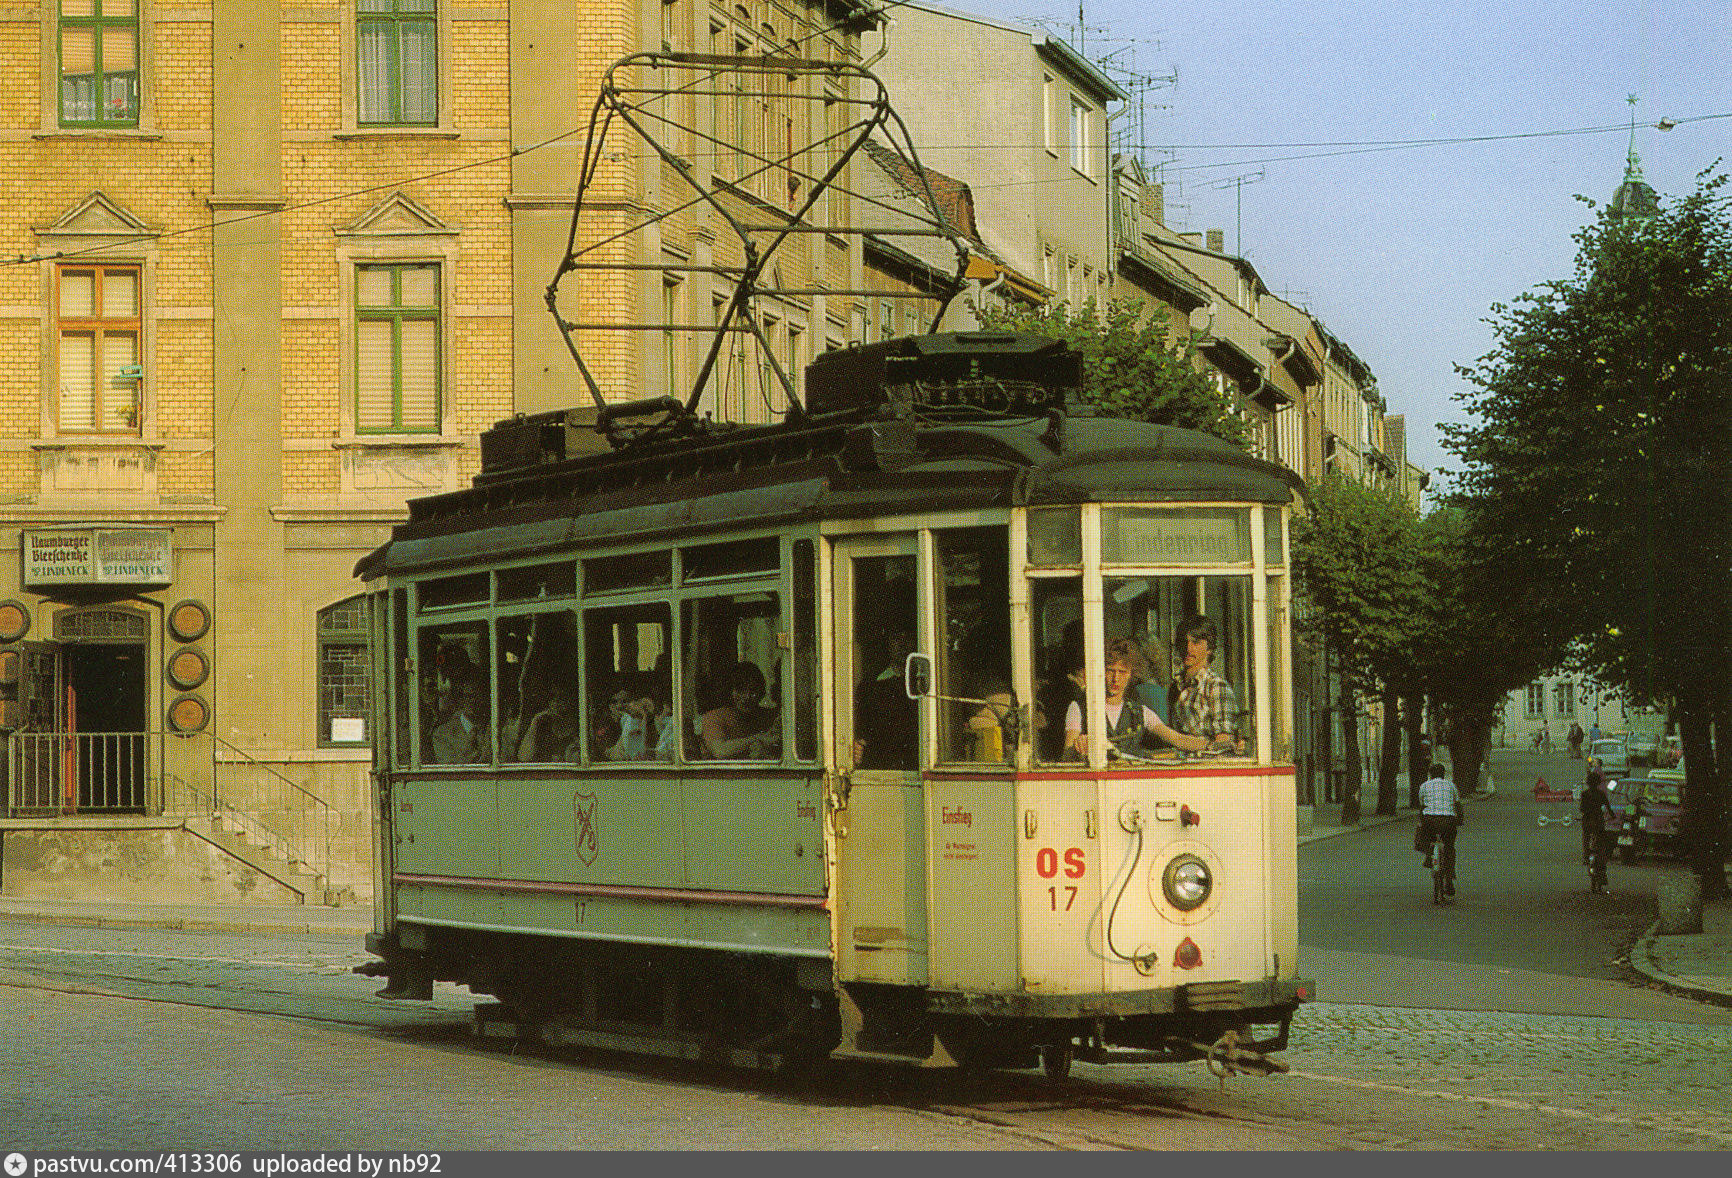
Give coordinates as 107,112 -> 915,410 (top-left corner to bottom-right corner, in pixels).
281,23 -> 341,129
154,20 -> 213,133
0,26 -> 38,127
155,320 -> 214,445
281,319 -> 340,441
0,453 -> 36,500
0,321 -> 41,439
159,450 -> 213,500
282,450 -> 340,497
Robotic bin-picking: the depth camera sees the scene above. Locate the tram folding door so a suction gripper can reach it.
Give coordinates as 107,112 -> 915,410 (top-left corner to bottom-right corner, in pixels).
831,535 -> 930,987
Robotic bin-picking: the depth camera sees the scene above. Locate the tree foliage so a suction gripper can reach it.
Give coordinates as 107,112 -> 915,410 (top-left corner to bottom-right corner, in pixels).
1446,170 -> 1732,890
1290,473 -> 1426,818
974,297 -> 1250,447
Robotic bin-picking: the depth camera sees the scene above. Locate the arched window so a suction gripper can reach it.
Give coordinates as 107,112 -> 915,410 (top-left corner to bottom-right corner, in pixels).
318,595 -> 372,746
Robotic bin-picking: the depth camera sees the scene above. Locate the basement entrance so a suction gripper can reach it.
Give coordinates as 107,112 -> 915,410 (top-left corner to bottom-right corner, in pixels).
5,608 -> 151,814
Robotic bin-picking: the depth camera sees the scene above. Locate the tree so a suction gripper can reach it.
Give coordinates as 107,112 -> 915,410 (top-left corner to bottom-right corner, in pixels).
1447,170 -> 1732,896
973,298 -> 1250,447
1409,505 -> 1568,803
1290,473 -> 1426,821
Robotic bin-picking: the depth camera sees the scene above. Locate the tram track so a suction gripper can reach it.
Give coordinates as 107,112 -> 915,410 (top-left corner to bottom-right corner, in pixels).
0,939 -> 1327,1148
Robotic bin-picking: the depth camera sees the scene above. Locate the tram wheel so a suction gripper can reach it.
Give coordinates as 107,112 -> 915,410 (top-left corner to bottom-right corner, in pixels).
1041,1043 -> 1073,1081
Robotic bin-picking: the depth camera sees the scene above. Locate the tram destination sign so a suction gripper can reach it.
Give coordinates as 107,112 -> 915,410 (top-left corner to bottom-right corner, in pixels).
23,527 -> 173,588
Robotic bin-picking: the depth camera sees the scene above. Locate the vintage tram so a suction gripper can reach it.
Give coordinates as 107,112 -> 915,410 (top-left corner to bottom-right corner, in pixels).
356,330 -> 1312,1077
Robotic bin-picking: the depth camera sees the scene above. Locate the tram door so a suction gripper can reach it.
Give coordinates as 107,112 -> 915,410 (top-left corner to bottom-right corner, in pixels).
832,535 -> 929,986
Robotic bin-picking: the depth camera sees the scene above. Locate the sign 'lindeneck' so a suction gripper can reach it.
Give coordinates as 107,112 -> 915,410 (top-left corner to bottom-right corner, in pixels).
23,527 -> 173,588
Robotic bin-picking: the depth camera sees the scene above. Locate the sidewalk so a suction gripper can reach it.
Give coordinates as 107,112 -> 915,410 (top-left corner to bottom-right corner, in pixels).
0,894 -> 370,936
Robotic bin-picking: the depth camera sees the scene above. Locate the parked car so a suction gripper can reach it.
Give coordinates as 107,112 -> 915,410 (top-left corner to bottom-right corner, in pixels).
1656,736 -> 1683,768
1627,731 -> 1660,766
1587,737 -> 1629,778
1615,778 -> 1684,862
1651,757 -> 1685,783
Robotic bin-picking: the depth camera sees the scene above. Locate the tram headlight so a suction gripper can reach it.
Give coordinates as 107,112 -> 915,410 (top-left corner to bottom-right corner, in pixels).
1162,854 -> 1212,912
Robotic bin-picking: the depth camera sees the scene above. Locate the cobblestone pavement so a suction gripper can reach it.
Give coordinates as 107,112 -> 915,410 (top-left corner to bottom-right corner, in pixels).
1146,1000 -> 1732,1150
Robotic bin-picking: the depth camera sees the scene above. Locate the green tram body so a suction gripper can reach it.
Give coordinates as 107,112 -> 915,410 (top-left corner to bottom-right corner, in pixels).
358,332 -> 1313,1072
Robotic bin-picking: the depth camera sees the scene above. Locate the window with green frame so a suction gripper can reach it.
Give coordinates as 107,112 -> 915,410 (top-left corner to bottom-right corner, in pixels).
357,0 -> 436,126
356,263 -> 440,433
59,0 -> 138,127
318,595 -> 372,746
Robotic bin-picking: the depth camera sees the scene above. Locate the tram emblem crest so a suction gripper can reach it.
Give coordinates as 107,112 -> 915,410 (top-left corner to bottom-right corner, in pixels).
574,791 -> 599,866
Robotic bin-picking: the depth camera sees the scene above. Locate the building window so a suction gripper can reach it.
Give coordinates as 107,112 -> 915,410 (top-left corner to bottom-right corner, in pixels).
59,0 -> 138,127
355,263 -> 440,433
318,595 -> 372,746
1554,680 -> 1574,714
357,0 -> 436,126
1525,682 -> 1544,718
56,264 -> 140,434
1069,98 -> 1091,176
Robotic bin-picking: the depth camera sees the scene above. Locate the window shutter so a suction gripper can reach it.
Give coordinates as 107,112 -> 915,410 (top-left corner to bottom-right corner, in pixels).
356,318 -> 396,429
60,332 -> 96,430
398,318 -> 438,430
101,331 -> 138,430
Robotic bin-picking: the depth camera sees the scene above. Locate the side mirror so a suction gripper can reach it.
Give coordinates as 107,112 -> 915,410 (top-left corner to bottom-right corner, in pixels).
903,652 -> 932,701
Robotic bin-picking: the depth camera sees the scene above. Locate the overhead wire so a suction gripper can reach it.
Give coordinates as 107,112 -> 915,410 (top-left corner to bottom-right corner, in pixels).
3,0 -> 1723,271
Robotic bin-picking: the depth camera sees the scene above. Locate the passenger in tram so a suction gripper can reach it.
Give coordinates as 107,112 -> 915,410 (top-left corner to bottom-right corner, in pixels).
429,670 -> 493,764
699,661 -> 781,759
853,618 -> 918,769
1170,615 -> 1245,753
1064,637 -> 1208,760
599,684 -> 665,761
518,679 -> 582,762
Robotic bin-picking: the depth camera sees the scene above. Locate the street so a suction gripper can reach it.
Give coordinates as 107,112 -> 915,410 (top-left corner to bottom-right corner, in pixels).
0,746 -> 1728,1150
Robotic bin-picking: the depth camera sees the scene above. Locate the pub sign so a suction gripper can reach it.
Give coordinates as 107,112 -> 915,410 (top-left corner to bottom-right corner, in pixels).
23,527 -> 173,588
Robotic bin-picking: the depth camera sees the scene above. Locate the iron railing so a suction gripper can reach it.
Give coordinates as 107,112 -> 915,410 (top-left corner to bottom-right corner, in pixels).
5,730 -> 163,814
3,729 -> 338,900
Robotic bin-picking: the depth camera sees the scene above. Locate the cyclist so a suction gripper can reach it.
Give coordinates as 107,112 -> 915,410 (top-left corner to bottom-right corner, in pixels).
1580,769 -> 1616,891
1415,762 -> 1461,896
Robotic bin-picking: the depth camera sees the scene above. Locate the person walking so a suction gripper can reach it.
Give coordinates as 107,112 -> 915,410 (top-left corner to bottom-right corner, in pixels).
1568,722 -> 1584,760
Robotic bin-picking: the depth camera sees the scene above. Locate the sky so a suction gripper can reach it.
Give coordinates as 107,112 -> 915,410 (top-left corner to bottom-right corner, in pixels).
916,0 -> 1732,484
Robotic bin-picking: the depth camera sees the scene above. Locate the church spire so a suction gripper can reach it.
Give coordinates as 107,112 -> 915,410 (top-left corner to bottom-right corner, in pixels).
1611,94 -> 1659,221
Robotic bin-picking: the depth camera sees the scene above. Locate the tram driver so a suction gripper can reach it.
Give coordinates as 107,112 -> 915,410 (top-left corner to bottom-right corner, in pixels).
1170,615 -> 1245,754
1064,637 -> 1209,760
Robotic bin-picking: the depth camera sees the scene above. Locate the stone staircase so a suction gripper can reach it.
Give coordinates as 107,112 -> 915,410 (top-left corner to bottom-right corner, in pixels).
177,801 -> 354,907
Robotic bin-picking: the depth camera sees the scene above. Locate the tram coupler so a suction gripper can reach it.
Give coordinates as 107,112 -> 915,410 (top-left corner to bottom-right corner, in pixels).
1187,1030 -> 1290,1084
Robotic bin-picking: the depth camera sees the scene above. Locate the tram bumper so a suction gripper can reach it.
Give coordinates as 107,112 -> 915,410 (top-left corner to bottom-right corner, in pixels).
923,975 -> 1312,1021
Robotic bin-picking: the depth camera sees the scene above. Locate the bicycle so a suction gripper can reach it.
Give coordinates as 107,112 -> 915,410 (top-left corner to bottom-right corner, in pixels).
1419,824 -> 1456,905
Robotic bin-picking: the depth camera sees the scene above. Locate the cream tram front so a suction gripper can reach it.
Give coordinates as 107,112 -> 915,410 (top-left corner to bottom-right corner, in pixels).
358,332 -> 1312,1076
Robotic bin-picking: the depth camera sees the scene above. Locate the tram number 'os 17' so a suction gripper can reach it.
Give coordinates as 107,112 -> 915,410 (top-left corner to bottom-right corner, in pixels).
1035,846 -> 1085,911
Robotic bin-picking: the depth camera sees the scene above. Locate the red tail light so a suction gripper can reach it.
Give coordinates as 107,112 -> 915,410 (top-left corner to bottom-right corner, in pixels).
1174,937 -> 1203,970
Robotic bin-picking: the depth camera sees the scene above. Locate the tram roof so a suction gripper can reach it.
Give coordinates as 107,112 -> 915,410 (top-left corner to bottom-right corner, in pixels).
355,413 -> 1304,581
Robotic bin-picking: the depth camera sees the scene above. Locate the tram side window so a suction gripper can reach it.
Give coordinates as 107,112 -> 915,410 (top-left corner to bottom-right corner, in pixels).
935,527 -> 1013,764
498,610 -> 579,763
683,592 -> 782,761
583,605 -> 674,763
418,622 -> 491,765
1031,578 -> 1083,764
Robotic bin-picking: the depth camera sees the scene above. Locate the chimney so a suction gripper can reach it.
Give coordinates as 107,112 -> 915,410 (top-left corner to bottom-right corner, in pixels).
1149,183 -> 1165,226
1207,228 -> 1225,253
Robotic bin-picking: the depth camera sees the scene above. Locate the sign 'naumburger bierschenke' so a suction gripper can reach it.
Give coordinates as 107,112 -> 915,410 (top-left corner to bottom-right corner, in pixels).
22,527 -> 172,588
